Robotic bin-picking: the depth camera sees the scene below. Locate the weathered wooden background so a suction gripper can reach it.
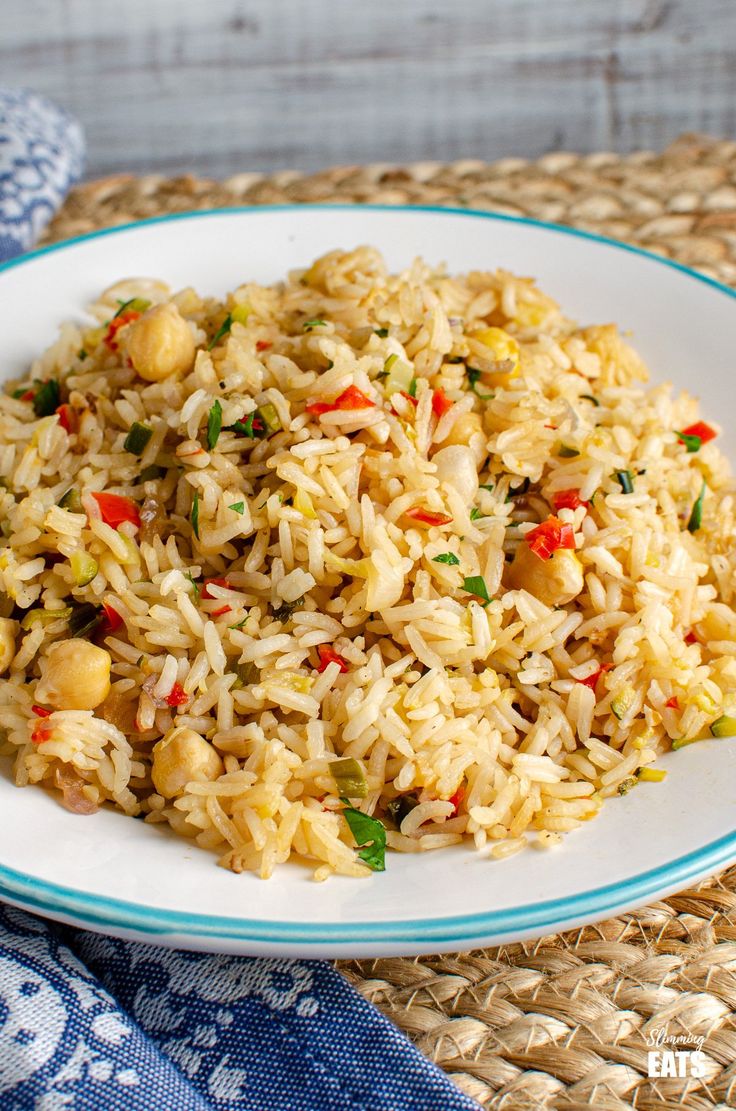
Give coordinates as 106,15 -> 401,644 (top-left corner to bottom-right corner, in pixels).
4,0 -> 736,179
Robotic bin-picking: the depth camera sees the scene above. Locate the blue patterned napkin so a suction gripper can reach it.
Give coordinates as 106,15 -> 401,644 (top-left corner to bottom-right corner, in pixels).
0,87 -> 85,261
0,906 -> 479,1109
0,90 -> 479,1110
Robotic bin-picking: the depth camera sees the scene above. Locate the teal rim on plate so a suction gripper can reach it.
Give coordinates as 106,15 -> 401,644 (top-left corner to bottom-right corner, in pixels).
1,203 -> 736,946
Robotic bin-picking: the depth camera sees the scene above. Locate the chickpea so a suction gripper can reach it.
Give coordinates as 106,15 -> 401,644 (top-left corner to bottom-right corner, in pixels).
507,544 -> 584,607
0,618 -> 17,674
125,303 -> 195,382
151,726 -> 223,799
35,640 -> 112,710
441,410 -> 487,464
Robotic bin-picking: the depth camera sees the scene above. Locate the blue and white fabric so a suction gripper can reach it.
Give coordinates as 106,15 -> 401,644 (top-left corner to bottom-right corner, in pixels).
0,90 -> 479,1110
0,87 -> 85,262
0,905 -> 479,1109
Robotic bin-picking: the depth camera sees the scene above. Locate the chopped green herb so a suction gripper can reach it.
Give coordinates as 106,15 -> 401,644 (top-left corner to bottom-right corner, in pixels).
408,377 -> 418,398
12,386 -> 29,399
466,368 -> 492,399
557,444 -> 580,459
432,552 -> 460,566
303,319 -> 326,331
341,799 -> 386,871
206,400 -> 223,451
463,575 -> 492,605
78,349 -> 88,361
114,297 -> 151,317
185,571 -> 200,599
59,487 -> 83,513
672,735 -> 703,750
191,491 -> 200,539
271,597 -> 305,622
228,501 -> 245,514
20,606 -> 72,631
228,616 -> 249,630
257,403 -> 282,434
374,327 -> 389,337
676,430 -> 702,453
330,757 -> 368,799
386,794 -> 418,828
617,777 -> 637,796
383,354 -> 399,373
479,483 -> 494,492
229,419 -> 254,438
137,464 -> 167,483
228,410 -> 266,439
447,355 -> 464,364
580,394 -> 600,407
469,507 -> 485,521
687,480 -> 706,533
615,469 -> 634,494
68,602 -> 103,639
32,379 -> 60,417
231,661 -> 257,687
710,715 -> 736,738
70,550 -> 98,587
207,313 -> 233,350
123,421 -> 153,456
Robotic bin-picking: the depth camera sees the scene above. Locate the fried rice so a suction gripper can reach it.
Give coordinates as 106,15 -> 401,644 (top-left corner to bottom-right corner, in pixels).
0,246 -> 734,880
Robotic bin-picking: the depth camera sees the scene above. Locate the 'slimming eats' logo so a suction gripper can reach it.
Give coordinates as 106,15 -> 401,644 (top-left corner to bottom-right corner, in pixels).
646,1027 -> 706,1078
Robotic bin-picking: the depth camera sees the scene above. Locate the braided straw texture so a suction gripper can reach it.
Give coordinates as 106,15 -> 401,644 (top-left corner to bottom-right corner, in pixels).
45,134 -> 736,1109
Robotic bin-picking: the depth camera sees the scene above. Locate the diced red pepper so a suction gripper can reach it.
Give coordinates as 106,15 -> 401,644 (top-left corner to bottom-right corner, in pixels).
665,696 -> 680,710
20,388 -> 35,401
101,603 -> 123,633
684,630 -> 698,645
256,340 -> 272,352
202,578 -> 231,600
526,516 -> 576,560
211,605 -> 232,617
104,310 -> 141,351
31,705 -> 51,718
405,507 -> 453,527
680,421 -> 716,445
448,784 -> 465,816
31,724 -> 52,745
552,489 -> 588,512
431,388 -> 453,419
306,385 -> 376,415
399,391 -> 418,407
316,645 -> 349,673
56,404 -> 77,434
165,682 -> 188,707
577,662 -> 612,691
92,492 -> 141,529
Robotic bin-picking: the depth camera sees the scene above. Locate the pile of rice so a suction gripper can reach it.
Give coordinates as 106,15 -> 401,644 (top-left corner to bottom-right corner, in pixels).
0,246 -> 734,881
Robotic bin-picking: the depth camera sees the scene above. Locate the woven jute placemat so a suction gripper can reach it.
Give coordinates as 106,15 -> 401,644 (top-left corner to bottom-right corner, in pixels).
43,134 -> 736,1110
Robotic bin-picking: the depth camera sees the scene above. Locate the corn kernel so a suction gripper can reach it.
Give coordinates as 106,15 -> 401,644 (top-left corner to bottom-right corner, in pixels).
473,327 -> 521,386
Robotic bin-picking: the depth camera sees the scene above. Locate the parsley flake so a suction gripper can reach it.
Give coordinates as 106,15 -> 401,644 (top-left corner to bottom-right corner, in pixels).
206,400 -> 223,451
433,552 -> 460,566
462,575 -> 492,605
340,800 -> 386,871
191,491 -> 200,539
466,368 -> 492,399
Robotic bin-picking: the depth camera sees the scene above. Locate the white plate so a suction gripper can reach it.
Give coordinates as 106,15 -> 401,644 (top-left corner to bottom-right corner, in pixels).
1,205 -> 735,958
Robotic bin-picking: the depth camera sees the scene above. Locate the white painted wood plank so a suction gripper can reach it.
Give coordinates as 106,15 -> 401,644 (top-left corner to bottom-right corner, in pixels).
2,0 -> 735,178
